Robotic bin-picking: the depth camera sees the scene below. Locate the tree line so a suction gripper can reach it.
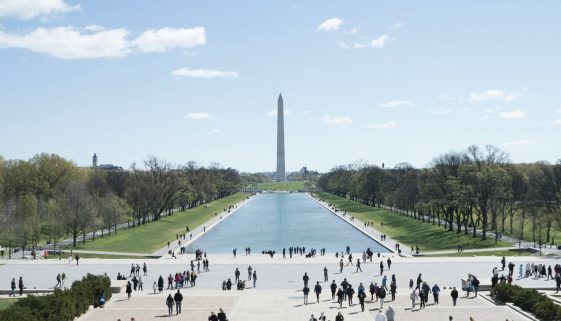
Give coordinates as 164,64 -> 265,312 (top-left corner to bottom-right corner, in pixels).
0,154 -> 241,254
317,145 -> 561,247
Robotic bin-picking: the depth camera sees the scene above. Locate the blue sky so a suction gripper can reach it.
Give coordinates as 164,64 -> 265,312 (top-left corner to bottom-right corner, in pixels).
0,0 -> 560,172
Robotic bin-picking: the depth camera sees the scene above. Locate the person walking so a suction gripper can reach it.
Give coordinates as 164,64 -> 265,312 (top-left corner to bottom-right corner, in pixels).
410,289 -> 417,310
303,272 -> 309,287
324,267 -> 328,282
472,277 -> 480,297
347,285 -> 355,307
174,290 -> 183,315
138,277 -> 144,291
378,285 -> 386,309
432,283 -> 440,304
152,282 -> 157,294
387,257 -> 392,270
10,278 -> 16,297
379,261 -> 384,276
418,288 -> 426,309
158,275 -> 164,293
356,259 -> 362,272
339,259 -> 344,273
303,285 -> 310,305
166,294 -> 174,316
61,273 -> 66,288
18,277 -> 24,296
451,287 -> 459,306
314,281 -> 322,303
386,305 -> 396,321
358,289 -> 366,312
390,281 -> 396,301
56,273 -> 61,288
248,265 -> 253,281
235,268 -> 240,283
330,280 -> 337,300
252,270 -> 257,288
336,288 -> 344,308
126,281 -> 132,299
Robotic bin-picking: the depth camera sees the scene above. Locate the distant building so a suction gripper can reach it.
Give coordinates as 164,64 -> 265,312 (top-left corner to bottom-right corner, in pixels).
92,153 -> 122,170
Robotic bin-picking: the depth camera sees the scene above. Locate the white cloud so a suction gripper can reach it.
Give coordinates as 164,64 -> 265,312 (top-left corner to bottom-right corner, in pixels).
554,119 -> 561,125
390,22 -> 405,30
365,121 -> 396,129
470,89 -> 526,102
171,68 -> 239,78
266,109 -> 291,117
0,0 -> 79,20
500,110 -> 525,119
556,109 -> 561,114
351,34 -> 392,49
302,110 -> 311,115
379,100 -> 414,108
0,26 -> 130,59
317,17 -> 343,32
132,27 -> 205,53
349,28 -> 359,34
321,115 -> 352,125
503,140 -> 536,146
208,129 -> 221,135
431,106 -> 452,115
0,25 -> 207,59
186,112 -> 211,120
85,25 -> 104,32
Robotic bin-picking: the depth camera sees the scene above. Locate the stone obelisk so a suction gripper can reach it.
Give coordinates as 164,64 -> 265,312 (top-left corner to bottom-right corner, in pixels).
276,93 -> 286,181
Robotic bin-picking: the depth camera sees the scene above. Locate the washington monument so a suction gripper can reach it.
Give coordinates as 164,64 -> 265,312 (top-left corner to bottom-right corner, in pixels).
276,93 -> 286,181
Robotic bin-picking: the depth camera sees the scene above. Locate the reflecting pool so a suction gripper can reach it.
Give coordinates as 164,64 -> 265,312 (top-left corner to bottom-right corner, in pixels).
186,193 -> 388,253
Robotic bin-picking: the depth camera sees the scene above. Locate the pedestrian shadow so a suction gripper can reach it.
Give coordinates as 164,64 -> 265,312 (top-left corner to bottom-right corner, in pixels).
349,311 -> 361,315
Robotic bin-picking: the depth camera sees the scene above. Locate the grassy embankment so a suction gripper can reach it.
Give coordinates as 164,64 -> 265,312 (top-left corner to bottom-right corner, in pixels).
254,181 -> 307,191
0,299 -> 17,311
316,192 -> 511,252
427,249 -> 534,257
72,192 -> 250,254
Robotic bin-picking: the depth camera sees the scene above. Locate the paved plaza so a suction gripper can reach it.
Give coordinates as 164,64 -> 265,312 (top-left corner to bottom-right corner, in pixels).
1,253 -> 557,320
76,288 -> 531,321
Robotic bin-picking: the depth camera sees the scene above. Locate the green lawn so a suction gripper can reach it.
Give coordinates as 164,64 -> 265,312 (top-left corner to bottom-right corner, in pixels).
426,249 -> 534,257
46,253 -> 152,260
316,192 -> 511,252
0,299 -> 17,311
73,192 -> 249,254
254,181 -> 308,191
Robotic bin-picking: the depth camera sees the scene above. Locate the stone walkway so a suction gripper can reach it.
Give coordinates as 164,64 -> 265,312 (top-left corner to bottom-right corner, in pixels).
76,288 -> 532,321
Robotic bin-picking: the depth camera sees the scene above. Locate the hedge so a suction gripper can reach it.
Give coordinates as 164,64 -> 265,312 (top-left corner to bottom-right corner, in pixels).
492,283 -> 561,321
0,274 -> 112,321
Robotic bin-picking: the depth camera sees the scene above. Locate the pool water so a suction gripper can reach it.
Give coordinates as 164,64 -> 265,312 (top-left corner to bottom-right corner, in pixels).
186,193 -> 388,254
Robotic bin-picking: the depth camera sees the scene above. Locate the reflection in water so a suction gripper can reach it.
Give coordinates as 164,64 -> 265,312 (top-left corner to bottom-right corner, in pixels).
186,193 -> 388,253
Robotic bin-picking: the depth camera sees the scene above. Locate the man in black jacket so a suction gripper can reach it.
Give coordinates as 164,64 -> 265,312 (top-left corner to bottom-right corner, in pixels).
174,290 -> 183,314
314,282 -> 322,303
330,280 -> 337,300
